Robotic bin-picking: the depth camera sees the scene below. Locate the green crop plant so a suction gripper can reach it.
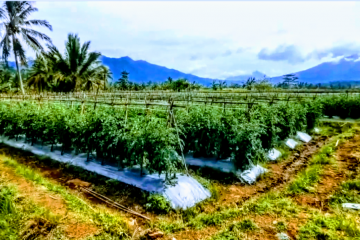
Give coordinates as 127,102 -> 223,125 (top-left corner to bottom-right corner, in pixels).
0,94 -> 350,182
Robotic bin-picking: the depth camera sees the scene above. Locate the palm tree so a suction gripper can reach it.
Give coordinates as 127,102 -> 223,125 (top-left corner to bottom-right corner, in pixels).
0,1 -> 52,94
99,66 -> 112,90
27,53 -> 63,92
46,33 -> 103,92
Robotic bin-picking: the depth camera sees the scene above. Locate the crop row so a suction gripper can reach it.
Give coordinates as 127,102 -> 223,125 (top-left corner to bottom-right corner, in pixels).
319,94 -> 360,119
0,99 -> 324,181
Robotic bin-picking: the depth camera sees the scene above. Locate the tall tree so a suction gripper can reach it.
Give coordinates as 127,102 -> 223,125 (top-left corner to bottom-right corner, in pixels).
282,73 -> 298,87
27,53 -> 61,92
99,66 -> 112,90
116,71 -> 129,90
46,33 -> 103,92
0,1 -> 52,94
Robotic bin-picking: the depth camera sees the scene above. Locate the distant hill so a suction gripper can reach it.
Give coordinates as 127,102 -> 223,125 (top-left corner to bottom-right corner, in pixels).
9,55 -> 360,87
270,56 -> 360,84
100,56 -> 219,86
225,71 -> 267,82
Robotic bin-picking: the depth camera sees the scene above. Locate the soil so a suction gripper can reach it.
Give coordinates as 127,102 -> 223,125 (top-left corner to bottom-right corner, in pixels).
0,160 -> 68,216
294,132 -> 360,210
65,223 -> 99,239
20,217 -> 56,240
216,135 -> 329,208
0,156 -> 100,240
0,144 -> 153,225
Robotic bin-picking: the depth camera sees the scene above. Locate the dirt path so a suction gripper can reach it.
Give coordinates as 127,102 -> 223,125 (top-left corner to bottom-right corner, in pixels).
294,132 -> 360,211
216,135 -> 329,208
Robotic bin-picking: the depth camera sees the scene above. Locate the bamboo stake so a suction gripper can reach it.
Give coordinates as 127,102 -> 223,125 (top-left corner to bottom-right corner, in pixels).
80,187 -> 150,221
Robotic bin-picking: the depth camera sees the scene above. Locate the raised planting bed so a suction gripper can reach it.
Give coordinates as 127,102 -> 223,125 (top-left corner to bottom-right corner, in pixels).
0,136 -> 210,210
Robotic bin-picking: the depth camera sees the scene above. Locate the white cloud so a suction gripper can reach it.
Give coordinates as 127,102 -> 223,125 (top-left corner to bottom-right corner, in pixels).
12,1 -> 360,78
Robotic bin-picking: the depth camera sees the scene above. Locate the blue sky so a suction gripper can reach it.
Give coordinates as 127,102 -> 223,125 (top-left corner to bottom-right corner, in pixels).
15,1 -> 360,78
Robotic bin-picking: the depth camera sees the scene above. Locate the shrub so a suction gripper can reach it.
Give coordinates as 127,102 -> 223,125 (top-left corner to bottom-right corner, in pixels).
145,194 -> 172,214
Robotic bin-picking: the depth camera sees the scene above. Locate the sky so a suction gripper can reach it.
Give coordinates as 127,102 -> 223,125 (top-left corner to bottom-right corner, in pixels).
11,1 -> 360,79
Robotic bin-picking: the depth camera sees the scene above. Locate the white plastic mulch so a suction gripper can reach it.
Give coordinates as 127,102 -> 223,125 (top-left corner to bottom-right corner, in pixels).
0,136 -> 210,210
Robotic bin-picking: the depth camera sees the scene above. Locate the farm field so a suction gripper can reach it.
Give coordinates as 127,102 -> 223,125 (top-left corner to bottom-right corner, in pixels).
1,1 -> 360,239
0,121 -> 360,239
0,92 -> 360,239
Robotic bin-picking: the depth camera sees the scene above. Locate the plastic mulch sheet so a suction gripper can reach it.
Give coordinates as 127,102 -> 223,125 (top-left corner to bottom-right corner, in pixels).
285,139 -> 298,149
342,203 -> 360,210
296,131 -> 312,143
236,164 -> 268,185
268,148 -> 282,161
185,154 -> 236,173
0,136 -> 210,210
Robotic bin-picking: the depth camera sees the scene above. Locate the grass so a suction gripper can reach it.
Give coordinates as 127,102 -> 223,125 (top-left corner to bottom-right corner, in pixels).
154,191 -> 300,233
0,182 -> 62,240
329,179 -> 360,208
298,213 -> 360,239
0,156 -> 130,239
211,219 -> 258,240
287,134 -> 345,195
0,185 -> 19,239
275,221 -> 287,232
287,165 -> 322,194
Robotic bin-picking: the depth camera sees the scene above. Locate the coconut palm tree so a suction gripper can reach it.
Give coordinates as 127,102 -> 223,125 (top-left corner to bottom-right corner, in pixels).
27,53 -> 63,92
0,1 -> 53,94
99,66 -> 112,90
46,33 -> 103,92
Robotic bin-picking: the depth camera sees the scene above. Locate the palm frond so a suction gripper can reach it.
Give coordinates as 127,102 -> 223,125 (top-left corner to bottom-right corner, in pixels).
0,7 -> 5,19
24,19 -> 52,31
13,38 -> 27,65
21,28 -> 52,43
18,5 -> 38,20
78,41 -> 90,65
21,31 -> 44,54
0,33 -> 11,62
78,52 -> 101,77
65,34 -> 81,73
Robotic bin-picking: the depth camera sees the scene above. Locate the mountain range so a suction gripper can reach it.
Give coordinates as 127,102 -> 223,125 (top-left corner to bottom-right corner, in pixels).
100,55 -> 360,85
8,55 -> 360,86
270,56 -> 360,84
225,71 -> 267,82
100,56 -> 219,86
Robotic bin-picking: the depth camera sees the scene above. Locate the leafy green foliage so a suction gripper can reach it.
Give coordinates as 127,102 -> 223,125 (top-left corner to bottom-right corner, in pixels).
28,34 -> 109,92
0,102 -> 182,181
145,194 -> 172,214
0,1 -> 53,94
0,96 -> 326,176
320,94 -> 360,119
